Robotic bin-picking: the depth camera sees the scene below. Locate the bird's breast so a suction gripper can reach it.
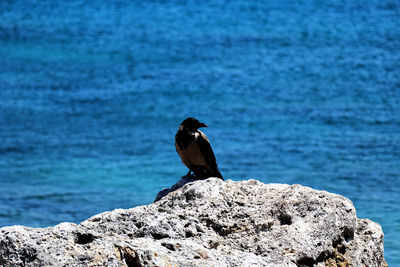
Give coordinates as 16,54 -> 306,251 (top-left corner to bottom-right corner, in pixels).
176,132 -> 207,168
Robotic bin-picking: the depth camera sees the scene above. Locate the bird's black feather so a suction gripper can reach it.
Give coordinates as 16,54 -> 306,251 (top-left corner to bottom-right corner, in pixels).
196,132 -> 223,179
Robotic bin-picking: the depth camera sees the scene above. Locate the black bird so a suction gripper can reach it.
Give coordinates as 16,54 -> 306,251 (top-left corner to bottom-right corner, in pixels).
175,118 -> 223,180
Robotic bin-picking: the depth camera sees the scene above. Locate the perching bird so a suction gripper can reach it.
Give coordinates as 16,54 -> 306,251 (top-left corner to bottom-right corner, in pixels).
175,118 -> 223,180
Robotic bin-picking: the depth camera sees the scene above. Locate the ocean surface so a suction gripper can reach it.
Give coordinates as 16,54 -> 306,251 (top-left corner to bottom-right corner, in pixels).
1,0 -> 399,264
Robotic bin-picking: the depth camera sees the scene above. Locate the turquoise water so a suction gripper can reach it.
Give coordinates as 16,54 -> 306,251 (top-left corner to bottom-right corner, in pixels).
1,0 -> 399,264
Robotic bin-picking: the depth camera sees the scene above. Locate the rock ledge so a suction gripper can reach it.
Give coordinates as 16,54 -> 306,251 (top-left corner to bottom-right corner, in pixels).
0,178 -> 387,266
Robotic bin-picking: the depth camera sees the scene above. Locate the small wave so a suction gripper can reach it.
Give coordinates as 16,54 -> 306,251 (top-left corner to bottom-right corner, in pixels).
0,146 -> 31,154
20,192 -> 76,201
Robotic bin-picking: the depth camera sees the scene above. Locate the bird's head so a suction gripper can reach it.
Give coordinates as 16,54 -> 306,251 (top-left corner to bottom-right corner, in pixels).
180,117 -> 208,131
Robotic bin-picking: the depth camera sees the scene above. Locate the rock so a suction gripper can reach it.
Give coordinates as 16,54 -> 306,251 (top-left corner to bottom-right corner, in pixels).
154,175 -> 197,202
0,178 -> 387,266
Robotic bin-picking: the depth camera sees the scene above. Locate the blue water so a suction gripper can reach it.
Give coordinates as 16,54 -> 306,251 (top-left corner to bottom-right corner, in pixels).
1,0 -> 399,264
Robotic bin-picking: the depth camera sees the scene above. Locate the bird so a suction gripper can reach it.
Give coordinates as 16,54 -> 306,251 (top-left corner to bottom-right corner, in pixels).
175,117 -> 223,180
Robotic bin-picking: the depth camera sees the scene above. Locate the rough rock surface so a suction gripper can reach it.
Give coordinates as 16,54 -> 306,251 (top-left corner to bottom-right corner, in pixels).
0,178 -> 387,266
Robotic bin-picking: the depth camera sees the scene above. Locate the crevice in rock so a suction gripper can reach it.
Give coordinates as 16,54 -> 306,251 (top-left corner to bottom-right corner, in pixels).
296,243 -> 349,267
77,254 -> 91,262
161,242 -> 176,251
316,251 -> 329,263
296,252 -> 333,267
121,247 -> 143,267
343,227 -> 354,242
204,218 -> 230,236
208,240 -> 220,249
75,233 -> 94,245
20,247 -> 37,264
296,256 -> 315,266
134,222 -> 142,229
151,232 -> 169,240
185,230 -> 194,238
278,213 -> 292,225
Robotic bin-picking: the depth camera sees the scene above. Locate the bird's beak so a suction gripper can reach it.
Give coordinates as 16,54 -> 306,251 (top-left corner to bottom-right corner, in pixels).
199,122 -> 208,128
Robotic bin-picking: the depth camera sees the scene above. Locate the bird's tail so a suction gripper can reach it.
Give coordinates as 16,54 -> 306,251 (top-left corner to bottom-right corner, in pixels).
214,169 -> 224,180
194,166 -> 224,180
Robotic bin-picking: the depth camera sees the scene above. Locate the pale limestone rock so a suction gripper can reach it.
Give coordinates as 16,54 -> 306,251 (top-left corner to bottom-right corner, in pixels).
0,178 -> 387,266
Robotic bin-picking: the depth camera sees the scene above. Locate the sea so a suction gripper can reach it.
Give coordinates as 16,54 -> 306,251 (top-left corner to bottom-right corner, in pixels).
0,0 -> 399,265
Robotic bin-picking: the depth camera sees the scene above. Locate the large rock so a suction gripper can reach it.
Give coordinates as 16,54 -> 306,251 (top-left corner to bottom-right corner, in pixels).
0,178 -> 387,266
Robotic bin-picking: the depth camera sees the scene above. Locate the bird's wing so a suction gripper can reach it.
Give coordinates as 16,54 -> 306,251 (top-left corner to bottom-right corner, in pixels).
196,131 -> 222,177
